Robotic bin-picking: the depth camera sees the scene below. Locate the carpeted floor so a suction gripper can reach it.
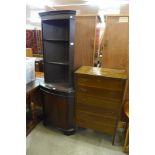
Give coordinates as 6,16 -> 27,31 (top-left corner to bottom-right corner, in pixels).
26,122 -> 128,155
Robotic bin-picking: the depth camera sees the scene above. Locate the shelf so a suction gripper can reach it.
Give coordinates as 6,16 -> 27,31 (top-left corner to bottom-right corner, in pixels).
40,82 -> 74,93
45,61 -> 69,65
42,20 -> 69,41
43,41 -> 69,63
44,63 -> 69,83
43,39 -> 69,42
40,11 -> 75,85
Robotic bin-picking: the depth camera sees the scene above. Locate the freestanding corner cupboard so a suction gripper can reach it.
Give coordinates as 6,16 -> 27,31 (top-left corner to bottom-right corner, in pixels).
39,10 -> 76,135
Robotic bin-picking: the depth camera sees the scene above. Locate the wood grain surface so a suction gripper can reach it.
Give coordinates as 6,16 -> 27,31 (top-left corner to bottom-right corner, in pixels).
74,16 -> 97,70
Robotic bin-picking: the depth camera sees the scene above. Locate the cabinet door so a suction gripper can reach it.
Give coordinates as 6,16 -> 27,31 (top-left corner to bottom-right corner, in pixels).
56,95 -> 68,128
42,90 -> 68,129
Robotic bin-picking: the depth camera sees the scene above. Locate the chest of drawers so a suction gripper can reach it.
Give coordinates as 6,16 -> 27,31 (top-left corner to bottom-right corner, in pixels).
75,66 -> 127,144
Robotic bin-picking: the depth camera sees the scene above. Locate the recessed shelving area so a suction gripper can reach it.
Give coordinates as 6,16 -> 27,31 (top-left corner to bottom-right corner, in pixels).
42,19 -> 69,41
43,41 -> 69,63
40,10 -> 75,87
44,63 -> 69,84
43,39 -> 69,42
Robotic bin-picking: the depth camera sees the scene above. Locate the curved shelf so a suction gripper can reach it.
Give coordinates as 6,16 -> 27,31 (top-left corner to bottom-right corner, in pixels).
45,61 -> 69,65
43,39 -> 69,42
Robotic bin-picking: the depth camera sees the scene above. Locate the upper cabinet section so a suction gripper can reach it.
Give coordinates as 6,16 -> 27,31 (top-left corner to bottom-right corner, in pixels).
39,10 -> 76,86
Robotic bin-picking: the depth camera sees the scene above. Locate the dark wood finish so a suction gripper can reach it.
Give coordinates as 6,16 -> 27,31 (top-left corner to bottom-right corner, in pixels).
26,78 -> 43,136
40,85 -> 75,134
39,10 -> 76,134
39,10 -> 76,87
75,66 -> 127,144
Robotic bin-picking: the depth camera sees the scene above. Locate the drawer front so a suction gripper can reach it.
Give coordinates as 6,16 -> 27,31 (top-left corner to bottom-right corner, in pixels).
76,85 -> 123,101
76,75 -> 125,91
76,102 -> 117,118
76,93 -> 121,110
76,95 -> 120,117
76,110 -> 116,135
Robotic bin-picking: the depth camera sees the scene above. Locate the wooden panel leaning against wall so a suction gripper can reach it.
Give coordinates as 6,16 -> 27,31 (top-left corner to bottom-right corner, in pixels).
100,15 -> 129,101
74,15 -> 101,70
101,15 -> 129,73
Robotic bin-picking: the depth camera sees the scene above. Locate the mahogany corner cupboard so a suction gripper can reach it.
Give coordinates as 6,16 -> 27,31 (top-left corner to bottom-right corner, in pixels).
39,10 -> 76,135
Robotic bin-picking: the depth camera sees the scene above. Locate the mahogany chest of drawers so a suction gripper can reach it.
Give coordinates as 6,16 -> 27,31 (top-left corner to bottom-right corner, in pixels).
75,66 -> 127,144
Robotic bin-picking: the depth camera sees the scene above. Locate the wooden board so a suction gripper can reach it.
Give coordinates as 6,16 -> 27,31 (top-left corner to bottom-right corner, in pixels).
100,16 -> 129,112
102,22 -> 129,74
74,16 -> 97,70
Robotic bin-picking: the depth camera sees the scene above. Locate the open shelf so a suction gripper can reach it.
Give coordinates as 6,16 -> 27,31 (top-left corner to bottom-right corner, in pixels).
40,82 -> 74,92
43,39 -> 69,42
44,63 -> 69,84
45,61 -> 69,65
43,41 -> 69,63
39,11 -> 75,86
42,19 -> 69,41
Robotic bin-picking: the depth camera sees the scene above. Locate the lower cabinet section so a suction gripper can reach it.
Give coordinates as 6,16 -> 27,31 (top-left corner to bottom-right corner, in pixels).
40,86 -> 75,135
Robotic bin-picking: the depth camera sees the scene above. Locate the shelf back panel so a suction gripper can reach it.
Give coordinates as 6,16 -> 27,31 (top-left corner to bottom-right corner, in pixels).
44,63 -> 69,84
42,20 -> 69,40
44,41 -> 69,63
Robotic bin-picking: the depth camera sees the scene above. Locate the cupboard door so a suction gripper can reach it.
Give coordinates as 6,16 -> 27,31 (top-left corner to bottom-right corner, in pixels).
42,90 -> 68,129
56,95 -> 68,128
43,91 -> 57,125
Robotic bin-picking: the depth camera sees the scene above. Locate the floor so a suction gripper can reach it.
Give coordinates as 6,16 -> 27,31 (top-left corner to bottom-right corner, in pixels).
27,122 -> 128,155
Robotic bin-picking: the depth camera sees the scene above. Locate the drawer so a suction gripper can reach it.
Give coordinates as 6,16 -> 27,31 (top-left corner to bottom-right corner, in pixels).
76,95 -> 120,117
76,85 -> 123,101
76,93 -> 121,110
76,74 -> 125,91
76,110 -> 116,135
76,102 -> 118,117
